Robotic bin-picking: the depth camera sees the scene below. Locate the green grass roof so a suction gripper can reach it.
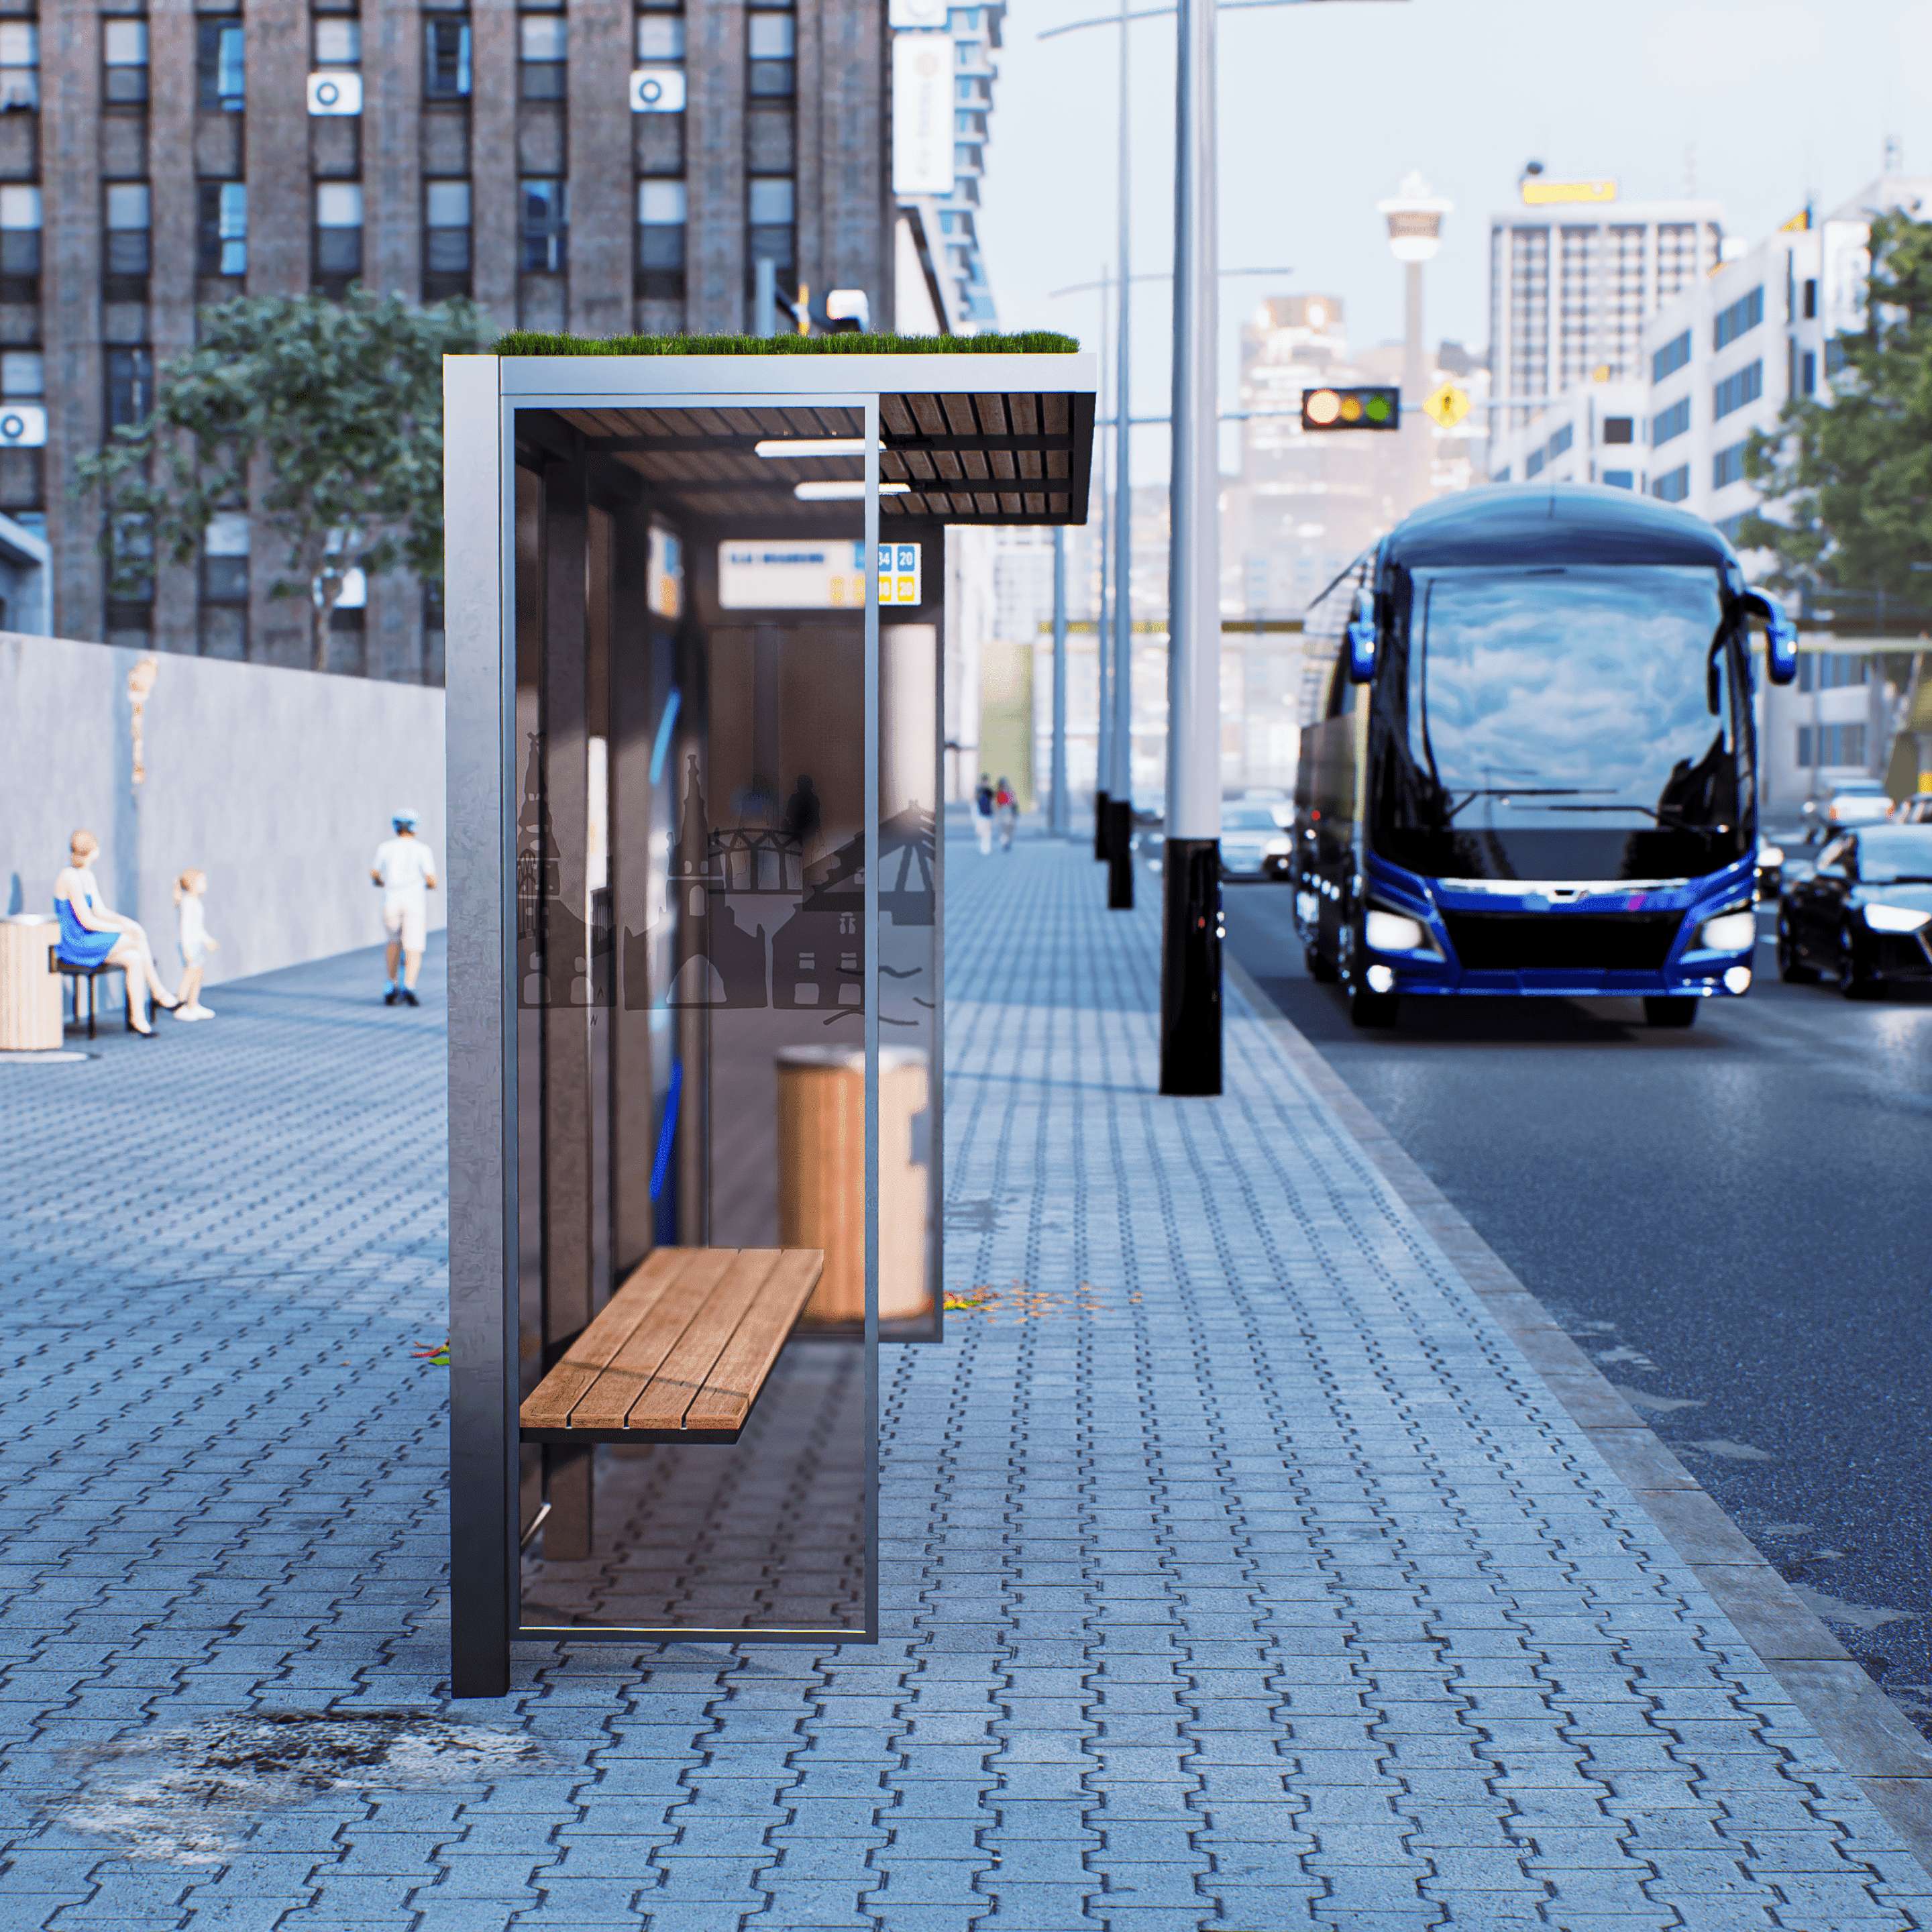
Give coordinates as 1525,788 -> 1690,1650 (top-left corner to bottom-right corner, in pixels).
492,329 -> 1080,358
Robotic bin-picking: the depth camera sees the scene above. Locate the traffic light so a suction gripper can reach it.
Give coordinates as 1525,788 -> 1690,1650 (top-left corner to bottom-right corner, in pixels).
1301,386 -> 1401,432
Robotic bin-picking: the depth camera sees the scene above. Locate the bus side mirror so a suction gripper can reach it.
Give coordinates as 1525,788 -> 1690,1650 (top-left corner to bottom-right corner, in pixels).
1742,588 -> 1798,685
1346,591 -> 1377,684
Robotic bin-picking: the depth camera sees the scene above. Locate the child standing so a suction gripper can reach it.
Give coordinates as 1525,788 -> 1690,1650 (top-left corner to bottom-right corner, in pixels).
173,869 -> 219,1020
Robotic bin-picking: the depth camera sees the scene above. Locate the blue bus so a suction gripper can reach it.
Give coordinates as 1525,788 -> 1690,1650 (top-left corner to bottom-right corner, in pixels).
1291,485 -> 1798,1029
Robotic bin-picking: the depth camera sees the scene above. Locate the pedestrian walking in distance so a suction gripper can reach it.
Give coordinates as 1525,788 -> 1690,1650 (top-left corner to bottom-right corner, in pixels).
372,810 -> 438,1006
995,777 -> 1019,853
973,772 -> 996,856
172,869 -> 219,1021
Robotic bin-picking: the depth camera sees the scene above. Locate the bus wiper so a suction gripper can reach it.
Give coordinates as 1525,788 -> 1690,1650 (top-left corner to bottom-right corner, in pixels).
1543,801 -> 1708,835
1443,786 -> 1602,821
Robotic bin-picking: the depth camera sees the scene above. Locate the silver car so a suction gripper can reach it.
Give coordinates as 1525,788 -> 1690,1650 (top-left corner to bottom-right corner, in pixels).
1220,801 -> 1292,881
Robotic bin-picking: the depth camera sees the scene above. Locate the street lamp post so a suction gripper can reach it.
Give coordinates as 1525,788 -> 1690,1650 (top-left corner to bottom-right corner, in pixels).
1106,0 -> 1137,908
1160,0 -> 1222,1093
1050,527 -> 1070,835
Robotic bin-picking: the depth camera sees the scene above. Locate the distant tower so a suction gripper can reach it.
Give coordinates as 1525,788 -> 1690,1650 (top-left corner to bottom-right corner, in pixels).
1378,172 -> 1451,513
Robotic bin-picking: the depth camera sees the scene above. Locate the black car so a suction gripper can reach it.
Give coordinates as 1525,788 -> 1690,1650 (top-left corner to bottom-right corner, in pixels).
1776,822 -> 1932,996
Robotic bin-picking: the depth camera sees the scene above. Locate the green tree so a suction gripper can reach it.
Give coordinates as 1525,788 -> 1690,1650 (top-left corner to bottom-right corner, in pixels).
75,288 -> 490,669
1741,211 -> 1932,605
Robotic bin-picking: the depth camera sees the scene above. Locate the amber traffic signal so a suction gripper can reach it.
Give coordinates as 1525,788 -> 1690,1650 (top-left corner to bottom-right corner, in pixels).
1301,386 -> 1401,431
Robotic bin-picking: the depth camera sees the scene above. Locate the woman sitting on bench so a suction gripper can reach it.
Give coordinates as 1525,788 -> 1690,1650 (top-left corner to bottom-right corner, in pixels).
54,828 -> 178,1038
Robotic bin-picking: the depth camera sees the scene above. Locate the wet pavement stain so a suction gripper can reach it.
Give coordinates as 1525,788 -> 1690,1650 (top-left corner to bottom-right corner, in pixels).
1685,1437 -> 1778,1461
49,1709 -> 544,1864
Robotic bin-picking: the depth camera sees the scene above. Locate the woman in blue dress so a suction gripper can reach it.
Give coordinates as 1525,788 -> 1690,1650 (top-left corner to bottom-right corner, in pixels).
54,828 -> 178,1036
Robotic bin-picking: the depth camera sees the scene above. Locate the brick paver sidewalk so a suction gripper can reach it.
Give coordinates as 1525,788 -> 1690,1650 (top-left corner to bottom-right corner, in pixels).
1,841 -> 1927,1929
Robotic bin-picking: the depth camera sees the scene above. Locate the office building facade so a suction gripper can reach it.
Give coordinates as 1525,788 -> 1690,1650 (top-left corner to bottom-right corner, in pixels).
1487,182 -> 1723,435
11,0 -> 894,680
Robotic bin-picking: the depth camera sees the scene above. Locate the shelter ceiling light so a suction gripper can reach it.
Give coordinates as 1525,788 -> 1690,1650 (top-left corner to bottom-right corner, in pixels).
794,480 -> 910,500
755,437 -> 869,458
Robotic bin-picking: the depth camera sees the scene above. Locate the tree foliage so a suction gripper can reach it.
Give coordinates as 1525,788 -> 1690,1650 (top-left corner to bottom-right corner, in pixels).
1741,211 -> 1932,600
74,289 -> 490,667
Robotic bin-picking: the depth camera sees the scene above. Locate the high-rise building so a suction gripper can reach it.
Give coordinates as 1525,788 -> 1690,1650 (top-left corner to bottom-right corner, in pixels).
1487,177 -> 1723,434
14,0 -> 895,680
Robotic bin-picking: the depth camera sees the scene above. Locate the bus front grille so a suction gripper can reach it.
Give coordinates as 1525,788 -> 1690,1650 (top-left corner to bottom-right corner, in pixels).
1440,910 -> 1682,973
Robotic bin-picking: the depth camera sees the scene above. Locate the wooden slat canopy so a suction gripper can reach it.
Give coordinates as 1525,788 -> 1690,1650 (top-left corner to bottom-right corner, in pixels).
550,390 -> 1094,525
520,1246 -> 825,1444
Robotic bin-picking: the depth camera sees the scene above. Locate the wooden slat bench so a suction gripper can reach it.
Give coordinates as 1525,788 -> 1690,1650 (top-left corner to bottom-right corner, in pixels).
520,1246 -> 825,1445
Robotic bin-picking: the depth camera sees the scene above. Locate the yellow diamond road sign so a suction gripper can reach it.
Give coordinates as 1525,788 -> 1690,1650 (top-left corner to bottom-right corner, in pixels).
1423,382 -> 1470,430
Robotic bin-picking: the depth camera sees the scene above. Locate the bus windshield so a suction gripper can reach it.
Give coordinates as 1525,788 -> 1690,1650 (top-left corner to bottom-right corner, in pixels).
1380,563 -> 1749,880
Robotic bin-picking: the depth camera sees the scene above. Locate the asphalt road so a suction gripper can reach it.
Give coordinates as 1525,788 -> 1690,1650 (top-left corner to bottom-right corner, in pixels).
1224,876 -> 1932,1732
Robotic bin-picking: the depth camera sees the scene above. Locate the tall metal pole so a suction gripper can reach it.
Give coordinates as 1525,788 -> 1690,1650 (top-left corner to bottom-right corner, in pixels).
1093,265 -> 1113,859
1105,0 -> 1136,908
1160,0 -> 1221,1095
1049,527 -> 1069,835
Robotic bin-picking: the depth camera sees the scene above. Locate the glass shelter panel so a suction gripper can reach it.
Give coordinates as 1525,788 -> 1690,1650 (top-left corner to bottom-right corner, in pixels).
510,402 -> 881,1638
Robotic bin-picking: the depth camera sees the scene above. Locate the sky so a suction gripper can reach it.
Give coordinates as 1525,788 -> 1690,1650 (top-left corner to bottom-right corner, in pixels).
977,0 -> 1932,478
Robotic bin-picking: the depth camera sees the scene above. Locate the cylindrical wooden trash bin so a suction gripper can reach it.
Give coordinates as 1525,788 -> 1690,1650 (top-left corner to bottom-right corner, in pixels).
0,915 -> 62,1052
777,1045 -> 932,1324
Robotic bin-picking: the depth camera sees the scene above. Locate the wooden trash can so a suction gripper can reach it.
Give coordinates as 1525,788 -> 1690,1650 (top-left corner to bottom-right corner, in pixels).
777,1045 -> 932,1324
0,916 -> 62,1052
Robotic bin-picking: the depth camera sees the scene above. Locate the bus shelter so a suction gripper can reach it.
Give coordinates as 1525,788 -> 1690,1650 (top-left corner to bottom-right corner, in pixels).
443,345 -> 1096,1696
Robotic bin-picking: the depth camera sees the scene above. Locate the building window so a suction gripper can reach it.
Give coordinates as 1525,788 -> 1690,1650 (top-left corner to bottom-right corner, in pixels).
313,17 -> 361,65
1801,349 -> 1817,395
0,22 -> 37,111
103,19 -> 148,105
1651,396 -> 1690,447
202,511 -> 250,605
637,178 -> 685,299
1651,330 -> 1691,384
197,182 -> 247,278
1802,278 -> 1817,320
1713,285 -> 1764,350
425,179 -> 471,279
1712,439 -> 1748,490
1650,464 -> 1689,504
108,510 -> 155,606
747,10 -> 795,96
521,178 -> 566,272
1798,653 -> 1868,694
519,15 -> 566,99
1,349 -> 42,398
747,174 -> 794,282
1601,417 -> 1633,445
315,182 -> 364,280
197,19 -> 244,112
0,184 -> 40,283
1601,470 -> 1635,490
425,17 -> 472,99
637,13 -> 686,60
1713,360 -> 1762,420
1524,447 -> 1546,480
1548,423 -> 1573,459
1797,722 -> 1866,767
105,183 -> 152,279
105,347 -> 153,431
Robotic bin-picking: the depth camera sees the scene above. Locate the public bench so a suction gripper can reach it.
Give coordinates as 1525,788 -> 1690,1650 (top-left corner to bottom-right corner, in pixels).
519,1246 -> 825,1446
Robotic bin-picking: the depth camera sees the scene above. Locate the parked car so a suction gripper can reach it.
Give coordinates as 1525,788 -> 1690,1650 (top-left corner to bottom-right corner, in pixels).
1220,801 -> 1292,881
1801,780 -> 1893,838
1891,794 -> 1932,824
1776,822 -> 1932,996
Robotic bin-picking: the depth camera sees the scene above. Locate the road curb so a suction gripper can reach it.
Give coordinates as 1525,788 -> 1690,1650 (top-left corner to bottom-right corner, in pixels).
1224,949 -> 1932,1875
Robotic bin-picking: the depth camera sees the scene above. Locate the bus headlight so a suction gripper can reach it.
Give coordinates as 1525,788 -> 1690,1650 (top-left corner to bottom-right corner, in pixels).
1364,908 -> 1428,953
1698,908 -> 1757,952
1758,844 -> 1784,869
1864,902 -> 1932,933
1722,965 -> 1752,994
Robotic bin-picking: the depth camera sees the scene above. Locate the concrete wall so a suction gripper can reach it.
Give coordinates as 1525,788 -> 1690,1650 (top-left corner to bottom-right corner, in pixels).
1,632 -> 446,996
